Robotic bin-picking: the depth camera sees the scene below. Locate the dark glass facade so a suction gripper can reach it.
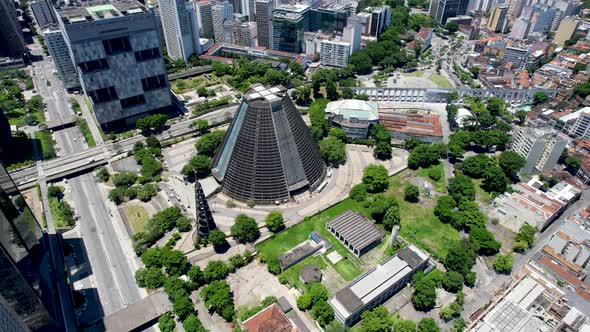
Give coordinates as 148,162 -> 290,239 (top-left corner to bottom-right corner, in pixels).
0,162 -> 61,331
212,85 -> 326,204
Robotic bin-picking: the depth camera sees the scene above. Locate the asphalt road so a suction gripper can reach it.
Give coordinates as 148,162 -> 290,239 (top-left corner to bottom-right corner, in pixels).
31,52 -> 142,316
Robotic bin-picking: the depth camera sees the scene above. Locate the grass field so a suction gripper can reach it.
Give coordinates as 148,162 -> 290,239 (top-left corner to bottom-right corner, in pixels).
387,172 -> 460,260
403,70 -> 425,77
415,163 -> 446,193
279,255 -> 327,290
473,179 -> 492,204
34,129 -> 56,159
7,109 -> 46,126
256,198 -> 368,283
427,74 -> 453,88
48,197 -> 71,229
122,204 -> 150,234
76,119 -> 96,147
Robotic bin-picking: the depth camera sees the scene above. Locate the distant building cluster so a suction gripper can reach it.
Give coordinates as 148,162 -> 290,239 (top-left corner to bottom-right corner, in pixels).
490,176 -> 581,231
471,268 -> 590,332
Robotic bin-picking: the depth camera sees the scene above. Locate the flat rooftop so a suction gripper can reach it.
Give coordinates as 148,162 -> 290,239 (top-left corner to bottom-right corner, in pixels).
327,210 -> 384,255
379,109 -> 443,138
58,1 -> 149,24
329,245 -> 428,318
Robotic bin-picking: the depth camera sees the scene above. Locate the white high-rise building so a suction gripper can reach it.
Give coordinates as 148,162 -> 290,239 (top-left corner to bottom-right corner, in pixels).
343,18 -> 361,53
320,40 -> 351,68
570,111 -> 590,140
212,1 -> 234,42
158,0 -> 200,61
510,17 -> 531,40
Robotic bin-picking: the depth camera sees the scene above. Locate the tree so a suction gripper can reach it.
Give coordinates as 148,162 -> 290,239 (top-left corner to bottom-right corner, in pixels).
370,124 -> 392,159
394,319 -> 417,332
264,211 -> 284,233
96,167 -> 110,182
297,293 -> 312,310
319,136 -> 346,166
183,313 -> 207,332
181,155 -> 212,178
200,281 -> 235,321
152,207 -> 183,232
349,183 -> 368,202
160,249 -> 188,276
499,151 -> 525,178
469,227 -> 501,256
486,97 -> 505,116
434,195 -> 456,224
383,205 -> 400,230
266,257 -> 281,275
47,185 -> 63,198
362,164 -> 389,193
443,271 -> 464,293
309,99 -> 329,136
203,260 -> 228,282
494,254 -> 513,274
173,294 -> 194,320
565,155 -> 581,174
515,223 -> 536,248
208,229 -> 228,250
158,313 -> 176,332
412,278 -> 437,311
444,241 -> 475,275
360,306 -> 392,332
141,248 -> 162,268
369,194 -> 398,223
310,300 -> 334,326
308,282 -> 329,302
195,130 -> 225,157
447,175 -> 476,204
190,119 -> 209,133
187,265 -> 205,287
231,214 -> 260,243
136,114 -> 167,132
533,92 -> 548,105
405,137 -> 423,151
329,127 -> 348,142
140,156 -> 162,179
418,318 -> 440,332
444,21 -> 459,33
404,184 -> 420,202
135,267 -> 166,289
326,79 -> 339,101
349,52 -> 373,74
482,166 -> 508,194
458,155 -> 494,179
112,172 -> 137,187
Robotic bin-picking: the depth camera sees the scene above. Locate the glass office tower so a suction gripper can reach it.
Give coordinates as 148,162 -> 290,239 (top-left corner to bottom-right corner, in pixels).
0,161 -> 61,331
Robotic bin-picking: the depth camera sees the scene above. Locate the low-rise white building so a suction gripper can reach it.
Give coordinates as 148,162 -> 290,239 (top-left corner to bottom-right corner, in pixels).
325,99 -> 379,139
329,245 -> 429,326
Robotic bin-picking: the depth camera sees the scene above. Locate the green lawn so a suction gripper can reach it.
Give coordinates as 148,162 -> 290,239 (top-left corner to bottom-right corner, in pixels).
48,197 -> 71,229
7,109 -> 45,126
387,173 -> 460,260
415,163 -> 446,193
34,129 -> 56,159
427,74 -> 453,88
473,179 -> 492,204
76,119 -> 96,147
122,204 -> 150,234
256,198 -> 368,282
403,70 -> 425,77
279,255 -> 327,290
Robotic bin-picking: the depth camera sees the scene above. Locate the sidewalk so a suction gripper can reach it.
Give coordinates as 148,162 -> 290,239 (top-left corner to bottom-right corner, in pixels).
75,95 -> 104,145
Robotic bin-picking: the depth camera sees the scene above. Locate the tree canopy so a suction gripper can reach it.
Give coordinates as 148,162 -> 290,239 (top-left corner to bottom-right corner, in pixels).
231,214 -> 260,243
362,164 -> 389,193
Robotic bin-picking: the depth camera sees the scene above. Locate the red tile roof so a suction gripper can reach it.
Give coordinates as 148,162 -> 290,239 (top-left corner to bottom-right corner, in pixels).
378,110 -> 443,138
242,303 -> 295,332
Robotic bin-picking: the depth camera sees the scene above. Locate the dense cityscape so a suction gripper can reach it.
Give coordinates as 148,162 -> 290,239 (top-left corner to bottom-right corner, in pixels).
2,0 -> 590,330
